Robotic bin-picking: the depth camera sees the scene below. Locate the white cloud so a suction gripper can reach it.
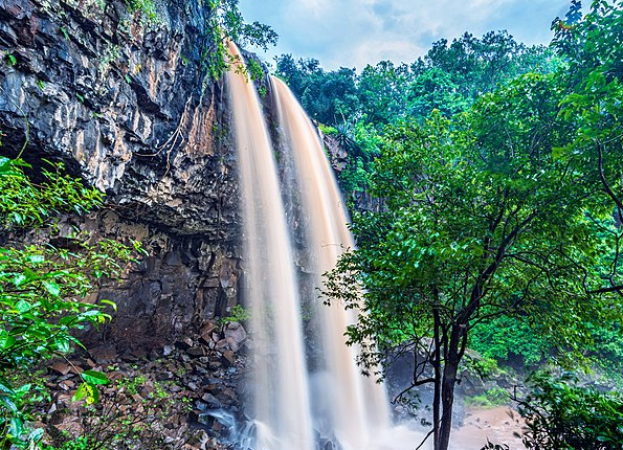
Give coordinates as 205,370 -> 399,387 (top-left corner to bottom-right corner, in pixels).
239,0 -> 575,70
350,39 -> 425,70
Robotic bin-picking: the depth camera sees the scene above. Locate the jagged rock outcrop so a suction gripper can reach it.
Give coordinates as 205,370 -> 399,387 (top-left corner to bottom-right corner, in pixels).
0,0 -> 243,347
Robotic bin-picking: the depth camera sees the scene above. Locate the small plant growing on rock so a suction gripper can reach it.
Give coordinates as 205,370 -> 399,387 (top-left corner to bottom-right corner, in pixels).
220,304 -> 250,325
4,53 -> 17,66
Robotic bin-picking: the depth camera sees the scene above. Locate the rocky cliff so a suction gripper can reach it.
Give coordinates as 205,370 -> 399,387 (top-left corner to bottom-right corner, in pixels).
0,0 -> 243,349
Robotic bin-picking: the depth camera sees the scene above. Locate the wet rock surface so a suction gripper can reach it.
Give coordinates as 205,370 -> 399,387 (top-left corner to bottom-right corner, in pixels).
0,0 -> 244,342
0,2 -> 250,445
0,0 -> 240,237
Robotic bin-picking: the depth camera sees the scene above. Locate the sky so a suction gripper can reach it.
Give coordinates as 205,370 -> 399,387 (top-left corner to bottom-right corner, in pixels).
238,0 -> 576,71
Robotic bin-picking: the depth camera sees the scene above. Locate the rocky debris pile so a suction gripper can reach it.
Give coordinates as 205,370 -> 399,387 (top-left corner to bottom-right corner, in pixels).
39,320 -> 249,450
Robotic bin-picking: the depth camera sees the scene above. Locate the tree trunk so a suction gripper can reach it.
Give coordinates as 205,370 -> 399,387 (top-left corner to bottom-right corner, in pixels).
436,329 -> 462,450
432,308 -> 442,449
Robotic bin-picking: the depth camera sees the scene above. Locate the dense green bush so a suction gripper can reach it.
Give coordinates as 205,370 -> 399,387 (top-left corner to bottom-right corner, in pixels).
469,315 -> 550,368
518,372 -> 623,450
469,314 -> 623,378
464,386 -> 509,408
0,134 -> 141,449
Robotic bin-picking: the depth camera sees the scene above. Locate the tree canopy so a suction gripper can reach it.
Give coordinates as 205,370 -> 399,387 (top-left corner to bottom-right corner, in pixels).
323,2 -> 623,450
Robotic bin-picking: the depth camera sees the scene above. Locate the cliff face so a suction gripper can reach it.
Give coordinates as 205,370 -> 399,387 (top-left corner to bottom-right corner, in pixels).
0,0 -> 242,348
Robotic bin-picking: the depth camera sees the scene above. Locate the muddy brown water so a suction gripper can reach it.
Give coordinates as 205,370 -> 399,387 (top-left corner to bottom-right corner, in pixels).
451,407 -> 525,450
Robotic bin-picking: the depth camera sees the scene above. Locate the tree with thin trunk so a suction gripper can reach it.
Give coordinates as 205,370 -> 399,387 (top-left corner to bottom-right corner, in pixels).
325,68 -> 622,450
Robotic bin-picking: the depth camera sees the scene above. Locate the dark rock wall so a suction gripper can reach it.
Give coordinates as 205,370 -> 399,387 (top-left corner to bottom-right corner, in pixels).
0,0 -> 243,348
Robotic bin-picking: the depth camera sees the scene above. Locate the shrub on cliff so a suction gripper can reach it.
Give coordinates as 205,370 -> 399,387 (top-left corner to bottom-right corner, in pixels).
0,132 -> 141,449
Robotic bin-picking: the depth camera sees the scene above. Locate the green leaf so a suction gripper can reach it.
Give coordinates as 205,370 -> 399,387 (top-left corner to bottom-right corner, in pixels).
72,383 -> 87,402
0,395 -> 18,412
0,333 -> 16,350
28,428 -> 44,443
9,416 -> 23,438
54,338 -> 71,353
13,273 -> 27,287
99,299 -> 117,312
15,300 -> 30,313
14,384 -> 31,398
84,382 -> 99,404
81,370 -> 110,385
42,280 -> 61,296
0,377 -> 16,395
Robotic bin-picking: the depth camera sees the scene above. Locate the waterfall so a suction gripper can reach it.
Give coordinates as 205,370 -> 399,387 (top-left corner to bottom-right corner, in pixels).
271,77 -> 391,449
226,43 -> 427,450
226,42 -> 314,450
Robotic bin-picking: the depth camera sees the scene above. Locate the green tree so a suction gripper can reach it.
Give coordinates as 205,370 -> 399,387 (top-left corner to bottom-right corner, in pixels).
330,121 -> 383,203
325,73 -> 620,450
357,61 -> 411,125
550,0 -> 623,296
303,67 -> 360,124
469,0 -> 623,381
274,54 -> 308,96
416,31 -> 557,103
275,57 -> 359,124
407,67 -> 467,119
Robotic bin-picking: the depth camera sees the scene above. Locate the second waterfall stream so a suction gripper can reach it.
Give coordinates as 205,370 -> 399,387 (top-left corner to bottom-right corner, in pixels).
226,43 -> 425,450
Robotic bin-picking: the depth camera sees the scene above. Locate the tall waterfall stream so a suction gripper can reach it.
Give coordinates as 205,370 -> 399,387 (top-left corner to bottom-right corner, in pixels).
226,43 -> 429,450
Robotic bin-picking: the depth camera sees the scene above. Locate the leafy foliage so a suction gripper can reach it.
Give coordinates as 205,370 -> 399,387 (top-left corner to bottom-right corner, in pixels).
517,372 -> 623,450
325,68 -> 622,450
219,304 -> 250,325
275,31 -> 558,207
275,56 -> 359,124
276,30 -> 558,129
204,0 -> 277,81
464,386 -> 509,408
0,151 -> 140,449
549,0 -> 623,297
469,315 -> 551,368
357,61 -> 410,124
